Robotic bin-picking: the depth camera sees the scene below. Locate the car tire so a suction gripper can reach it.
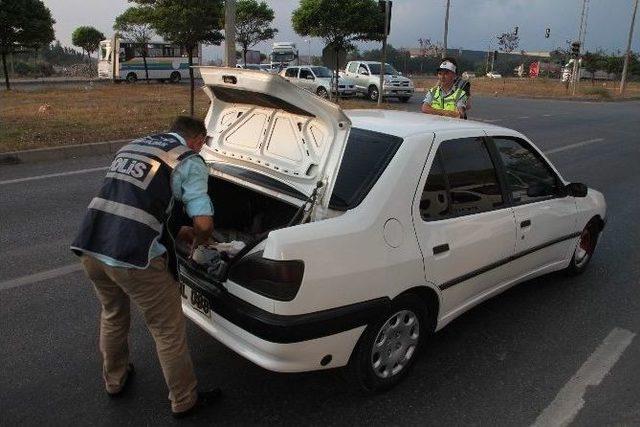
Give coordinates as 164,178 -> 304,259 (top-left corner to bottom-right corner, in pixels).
565,219 -> 601,276
316,87 -> 329,99
368,85 -> 380,102
126,72 -> 137,83
169,72 -> 181,83
347,294 -> 427,394
399,97 -> 411,103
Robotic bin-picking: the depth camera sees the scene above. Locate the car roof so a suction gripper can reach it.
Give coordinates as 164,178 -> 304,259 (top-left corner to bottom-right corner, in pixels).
344,109 -> 515,139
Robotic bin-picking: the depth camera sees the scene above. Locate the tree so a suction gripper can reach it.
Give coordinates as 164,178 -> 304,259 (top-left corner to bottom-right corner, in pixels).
72,26 -> 105,62
114,7 -> 154,82
236,0 -> 277,66
139,0 -> 224,116
497,31 -> 519,53
292,0 -> 383,101
582,51 -> 605,85
0,0 -> 55,90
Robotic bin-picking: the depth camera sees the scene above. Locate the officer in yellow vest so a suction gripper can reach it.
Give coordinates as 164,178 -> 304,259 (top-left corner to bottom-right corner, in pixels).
421,59 -> 468,119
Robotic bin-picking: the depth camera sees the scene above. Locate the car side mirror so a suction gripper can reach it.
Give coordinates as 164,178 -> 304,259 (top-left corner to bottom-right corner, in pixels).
565,182 -> 588,197
306,75 -> 314,80
359,70 -> 369,75
398,72 -> 403,76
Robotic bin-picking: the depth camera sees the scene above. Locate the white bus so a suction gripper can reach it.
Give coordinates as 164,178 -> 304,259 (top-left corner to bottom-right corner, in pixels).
98,36 -> 202,83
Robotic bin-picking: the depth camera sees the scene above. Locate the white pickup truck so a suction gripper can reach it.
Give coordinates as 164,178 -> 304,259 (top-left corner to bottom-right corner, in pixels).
343,60 -> 414,102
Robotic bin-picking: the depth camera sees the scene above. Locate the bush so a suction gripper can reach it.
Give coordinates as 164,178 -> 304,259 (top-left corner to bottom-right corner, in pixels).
582,87 -> 611,99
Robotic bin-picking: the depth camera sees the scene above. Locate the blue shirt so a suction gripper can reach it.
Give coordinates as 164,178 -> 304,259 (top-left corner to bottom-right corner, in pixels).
93,133 -> 213,268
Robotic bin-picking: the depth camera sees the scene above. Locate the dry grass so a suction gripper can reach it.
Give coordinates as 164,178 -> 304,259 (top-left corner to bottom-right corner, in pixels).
0,83 -> 209,152
2,78 -> 639,152
412,76 -> 640,100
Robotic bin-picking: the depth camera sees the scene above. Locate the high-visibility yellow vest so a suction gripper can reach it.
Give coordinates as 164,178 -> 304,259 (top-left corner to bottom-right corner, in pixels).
430,86 -> 466,111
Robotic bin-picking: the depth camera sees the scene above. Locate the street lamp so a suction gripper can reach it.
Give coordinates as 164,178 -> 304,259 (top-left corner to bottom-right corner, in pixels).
305,39 -> 311,65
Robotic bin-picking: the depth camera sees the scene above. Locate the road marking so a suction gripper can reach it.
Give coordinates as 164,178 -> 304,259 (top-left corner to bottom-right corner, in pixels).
544,138 -> 605,155
0,166 -> 108,186
0,263 -> 83,291
542,114 -> 552,117
480,118 -> 503,123
532,327 -> 636,427
518,116 -> 530,119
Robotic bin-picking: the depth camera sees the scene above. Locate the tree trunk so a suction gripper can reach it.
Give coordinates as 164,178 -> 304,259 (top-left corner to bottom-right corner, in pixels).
2,51 -> 10,90
142,52 -> 149,83
188,48 -> 195,117
243,45 -> 247,66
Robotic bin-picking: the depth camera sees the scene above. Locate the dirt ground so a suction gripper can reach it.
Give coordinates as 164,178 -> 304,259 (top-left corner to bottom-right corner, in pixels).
1,78 -> 639,152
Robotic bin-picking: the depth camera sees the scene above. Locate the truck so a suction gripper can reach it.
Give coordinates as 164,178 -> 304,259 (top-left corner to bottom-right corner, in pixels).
343,60 -> 415,102
269,42 -> 298,73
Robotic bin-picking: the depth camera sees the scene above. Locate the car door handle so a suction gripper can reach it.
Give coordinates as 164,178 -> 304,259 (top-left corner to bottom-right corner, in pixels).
433,244 -> 450,255
520,219 -> 532,228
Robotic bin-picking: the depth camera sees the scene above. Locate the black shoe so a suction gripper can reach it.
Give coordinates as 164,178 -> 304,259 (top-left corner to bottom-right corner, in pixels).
107,364 -> 135,398
171,388 -> 222,419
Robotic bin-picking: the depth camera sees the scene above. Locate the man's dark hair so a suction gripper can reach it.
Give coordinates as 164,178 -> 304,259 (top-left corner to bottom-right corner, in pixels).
169,116 -> 206,139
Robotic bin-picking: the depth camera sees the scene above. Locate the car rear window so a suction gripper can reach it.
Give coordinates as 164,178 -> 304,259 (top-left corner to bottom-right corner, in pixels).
329,128 -> 403,211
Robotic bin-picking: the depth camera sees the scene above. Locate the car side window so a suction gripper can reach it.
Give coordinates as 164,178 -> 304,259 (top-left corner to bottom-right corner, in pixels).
420,137 -> 503,221
492,137 -> 559,203
358,64 -> 369,75
284,68 -> 298,78
299,68 -> 313,79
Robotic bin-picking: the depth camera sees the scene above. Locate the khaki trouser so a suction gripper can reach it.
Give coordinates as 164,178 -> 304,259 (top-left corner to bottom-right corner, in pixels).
80,255 -> 198,413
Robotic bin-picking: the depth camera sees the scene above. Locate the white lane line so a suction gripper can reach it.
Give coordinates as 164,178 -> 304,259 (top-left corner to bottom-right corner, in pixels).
532,327 -> 636,427
0,166 -> 108,186
0,263 -> 83,291
518,116 -> 530,119
543,114 -> 552,117
545,138 -> 605,155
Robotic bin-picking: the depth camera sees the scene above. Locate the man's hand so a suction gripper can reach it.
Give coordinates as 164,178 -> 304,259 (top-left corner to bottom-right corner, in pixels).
421,103 -> 461,118
176,226 -> 195,243
192,215 -> 214,251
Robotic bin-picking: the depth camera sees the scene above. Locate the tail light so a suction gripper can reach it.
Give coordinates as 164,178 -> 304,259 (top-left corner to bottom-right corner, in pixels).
228,251 -> 304,301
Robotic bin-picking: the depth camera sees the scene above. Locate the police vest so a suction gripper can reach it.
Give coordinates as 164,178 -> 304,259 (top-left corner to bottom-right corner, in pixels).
71,133 -> 202,268
430,86 -> 466,111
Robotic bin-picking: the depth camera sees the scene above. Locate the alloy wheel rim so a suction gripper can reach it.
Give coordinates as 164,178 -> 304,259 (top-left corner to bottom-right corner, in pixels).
370,309 -> 420,379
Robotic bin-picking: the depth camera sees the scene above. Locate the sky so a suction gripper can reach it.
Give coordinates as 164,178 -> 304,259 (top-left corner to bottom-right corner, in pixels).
44,0 -> 639,61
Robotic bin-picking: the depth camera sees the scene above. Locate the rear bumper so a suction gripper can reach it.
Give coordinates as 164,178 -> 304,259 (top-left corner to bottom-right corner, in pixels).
178,258 -> 389,372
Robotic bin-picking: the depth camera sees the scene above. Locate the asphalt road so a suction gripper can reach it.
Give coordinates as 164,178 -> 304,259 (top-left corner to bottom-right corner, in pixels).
1,96 -> 640,425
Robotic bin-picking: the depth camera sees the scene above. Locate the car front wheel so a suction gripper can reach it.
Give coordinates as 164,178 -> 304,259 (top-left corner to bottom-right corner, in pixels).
126,72 -> 137,83
368,85 -> 380,102
565,219 -> 601,275
347,294 -> 427,393
169,71 -> 181,83
316,87 -> 329,99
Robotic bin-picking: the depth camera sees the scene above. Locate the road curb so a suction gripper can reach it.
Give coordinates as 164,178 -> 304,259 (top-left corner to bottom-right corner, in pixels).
0,139 -> 130,166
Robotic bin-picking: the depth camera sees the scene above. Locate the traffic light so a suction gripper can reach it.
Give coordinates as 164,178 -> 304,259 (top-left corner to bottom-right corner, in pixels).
514,26 -> 519,36
493,50 -> 498,62
571,41 -> 581,55
545,28 -> 551,38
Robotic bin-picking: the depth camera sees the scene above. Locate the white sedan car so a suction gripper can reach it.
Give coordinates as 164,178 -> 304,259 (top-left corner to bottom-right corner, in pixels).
177,68 -> 606,392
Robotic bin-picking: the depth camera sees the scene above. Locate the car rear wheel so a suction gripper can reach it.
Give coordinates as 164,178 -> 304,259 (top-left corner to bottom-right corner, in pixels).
368,85 -> 380,102
316,87 -> 329,99
126,72 -> 137,83
347,294 -> 427,393
565,220 -> 600,275
169,71 -> 181,83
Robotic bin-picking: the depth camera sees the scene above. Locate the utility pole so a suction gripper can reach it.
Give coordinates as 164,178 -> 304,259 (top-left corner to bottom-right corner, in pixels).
572,0 -> 589,95
620,0 -> 639,94
224,0 -> 237,67
443,0 -> 451,58
378,0 -> 389,106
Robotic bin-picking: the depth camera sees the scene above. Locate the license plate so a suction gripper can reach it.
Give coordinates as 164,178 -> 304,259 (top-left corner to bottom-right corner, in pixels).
182,283 -> 211,318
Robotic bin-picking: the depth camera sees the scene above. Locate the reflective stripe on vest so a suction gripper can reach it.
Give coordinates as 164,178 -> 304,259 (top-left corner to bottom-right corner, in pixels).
431,86 -> 465,111
88,197 -> 163,233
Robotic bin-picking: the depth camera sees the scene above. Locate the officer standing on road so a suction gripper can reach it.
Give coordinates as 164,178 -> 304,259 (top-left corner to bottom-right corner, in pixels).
71,116 -> 219,418
421,58 -> 469,119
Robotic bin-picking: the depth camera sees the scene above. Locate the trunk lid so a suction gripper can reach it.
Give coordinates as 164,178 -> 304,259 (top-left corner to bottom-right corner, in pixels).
199,67 -> 352,208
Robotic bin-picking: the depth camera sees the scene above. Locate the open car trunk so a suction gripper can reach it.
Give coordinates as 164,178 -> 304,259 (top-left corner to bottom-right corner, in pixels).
175,173 -> 299,287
